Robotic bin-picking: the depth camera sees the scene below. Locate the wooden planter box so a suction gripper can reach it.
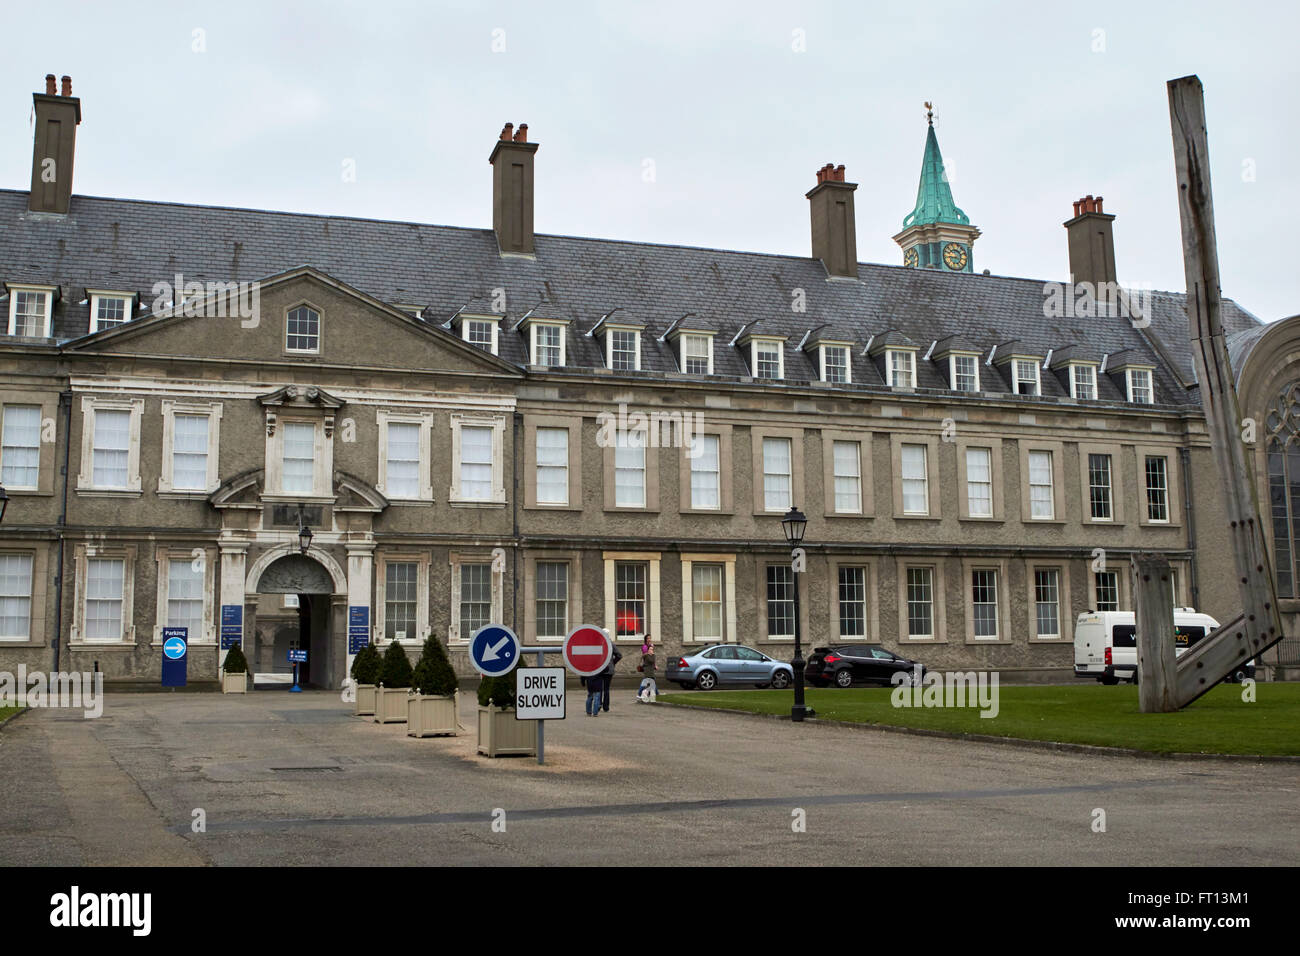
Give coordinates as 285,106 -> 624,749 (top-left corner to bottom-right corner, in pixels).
373,686 -> 410,724
221,671 -> 247,694
354,683 -> 377,717
407,691 -> 459,737
476,704 -> 538,757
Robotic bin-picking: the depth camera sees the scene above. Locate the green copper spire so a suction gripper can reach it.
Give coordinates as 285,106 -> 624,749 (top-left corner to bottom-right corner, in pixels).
901,106 -> 969,229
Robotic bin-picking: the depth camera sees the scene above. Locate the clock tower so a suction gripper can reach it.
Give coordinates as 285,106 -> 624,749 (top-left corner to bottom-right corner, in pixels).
893,104 -> 980,273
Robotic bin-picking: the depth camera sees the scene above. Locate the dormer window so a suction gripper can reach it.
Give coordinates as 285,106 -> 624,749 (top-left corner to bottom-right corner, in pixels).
1013,359 -> 1040,396
607,329 -> 640,371
1070,364 -> 1097,400
286,305 -> 320,353
820,345 -> 851,384
7,285 -> 55,338
1127,368 -> 1154,404
949,354 -> 980,392
460,317 -> 499,355
751,339 -> 784,380
680,333 -> 713,375
888,350 -> 916,389
89,291 -> 133,332
531,323 -> 566,367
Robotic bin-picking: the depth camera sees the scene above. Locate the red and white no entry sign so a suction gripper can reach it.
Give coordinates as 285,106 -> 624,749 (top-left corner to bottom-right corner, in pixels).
563,625 -> 612,676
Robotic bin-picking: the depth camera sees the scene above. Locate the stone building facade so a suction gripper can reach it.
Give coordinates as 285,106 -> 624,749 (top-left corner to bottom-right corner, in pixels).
1,77 -> 1293,687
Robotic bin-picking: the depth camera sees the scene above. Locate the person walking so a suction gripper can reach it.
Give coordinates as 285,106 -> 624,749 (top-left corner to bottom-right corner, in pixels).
582,674 -> 602,716
638,634 -> 658,702
600,641 -> 623,712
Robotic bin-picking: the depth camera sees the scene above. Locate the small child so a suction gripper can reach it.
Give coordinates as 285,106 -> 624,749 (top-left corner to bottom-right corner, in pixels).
637,676 -> 657,703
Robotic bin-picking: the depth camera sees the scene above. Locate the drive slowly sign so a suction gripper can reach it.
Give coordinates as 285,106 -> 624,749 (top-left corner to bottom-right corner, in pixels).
515,667 -> 566,720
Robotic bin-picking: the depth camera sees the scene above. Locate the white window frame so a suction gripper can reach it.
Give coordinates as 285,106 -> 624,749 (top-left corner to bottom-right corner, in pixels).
1070,363 -> 1097,400
262,416 -> 334,500
530,322 -> 567,367
888,349 -> 916,389
534,560 -> 571,641
837,565 -> 868,639
285,304 -> 321,354
1127,367 -> 1154,404
679,553 -> 736,644
614,428 -> 648,508
605,327 -> 641,372
970,567 -> 1001,640
448,413 -> 506,504
765,564 -> 796,639
158,401 -> 222,495
1012,359 -> 1041,396
761,436 -> 793,512
535,426 -> 570,507
965,446 -> 993,518
461,317 -> 500,355
605,553 -> 661,643
1145,454 -> 1170,523
750,338 -> 785,380
71,543 -> 137,646
76,397 -> 144,495
447,551 -> 504,644
689,433 -> 721,511
900,443 -> 929,516
0,552 -> 35,641
0,404 -> 42,491
680,333 -> 714,375
88,290 -> 134,332
905,566 -> 935,640
376,410 -> 434,501
1028,450 -> 1055,520
1033,568 -> 1061,640
820,345 -> 851,384
376,551 -> 430,645
153,546 -> 216,644
6,285 -> 55,338
949,353 -> 980,392
831,440 -> 862,514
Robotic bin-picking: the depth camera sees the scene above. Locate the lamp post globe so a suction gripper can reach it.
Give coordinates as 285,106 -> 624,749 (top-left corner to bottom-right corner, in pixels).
298,523 -> 313,554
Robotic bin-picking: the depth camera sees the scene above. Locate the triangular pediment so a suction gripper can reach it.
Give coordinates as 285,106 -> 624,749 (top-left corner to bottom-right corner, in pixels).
65,266 -> 523,378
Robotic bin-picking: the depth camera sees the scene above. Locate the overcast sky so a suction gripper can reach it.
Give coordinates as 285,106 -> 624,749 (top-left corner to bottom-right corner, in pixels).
2,0 -> 1296,320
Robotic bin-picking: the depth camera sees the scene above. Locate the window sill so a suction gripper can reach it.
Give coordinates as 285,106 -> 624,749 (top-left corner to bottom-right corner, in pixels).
1023,518 -> 1066,525
383,498 -> 436,506
965,637 -> 1012,645
67,642 -> 138,650
958,516 -> 1004,523
825,511 -> 873,520
898,637 -> 949,645
894,513 -> 941,521
75,488 -> 143,498
605,507 -> 660,514
1028,637 -> 1070,644
679,507 -> 735,516
449,500 -> 507,510
524,503 -> 582,512
157,490 -> 216,500
0,639 -> 45,647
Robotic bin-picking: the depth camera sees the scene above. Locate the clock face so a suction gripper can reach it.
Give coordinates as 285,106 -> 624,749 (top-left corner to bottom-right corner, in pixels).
904,248 -> 919,267
942,243 -> 968,270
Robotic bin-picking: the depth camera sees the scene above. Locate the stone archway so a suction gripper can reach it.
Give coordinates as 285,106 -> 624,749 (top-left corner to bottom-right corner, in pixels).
247,547 -> 347,689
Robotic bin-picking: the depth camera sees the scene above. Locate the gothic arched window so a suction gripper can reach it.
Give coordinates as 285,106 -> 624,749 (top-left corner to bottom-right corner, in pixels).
1264,383 -> 1300,598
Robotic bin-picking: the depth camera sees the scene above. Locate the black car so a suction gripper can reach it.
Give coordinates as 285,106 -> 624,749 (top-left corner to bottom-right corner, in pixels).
806,645 -> 925,688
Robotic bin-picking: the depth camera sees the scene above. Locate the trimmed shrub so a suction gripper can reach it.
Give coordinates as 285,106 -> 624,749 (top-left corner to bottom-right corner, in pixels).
350,643 -> 382,684
477,673 -> 516,709
378,640 -> 413,689
412,636 -> 459,697
222,644 -> 249,674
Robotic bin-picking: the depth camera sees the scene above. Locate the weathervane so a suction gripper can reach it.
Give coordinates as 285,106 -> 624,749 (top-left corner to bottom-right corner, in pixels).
925,101 -> 933,126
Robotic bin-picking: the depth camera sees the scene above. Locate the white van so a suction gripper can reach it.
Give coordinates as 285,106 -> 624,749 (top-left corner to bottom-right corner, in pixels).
1073,609 -> 1240,684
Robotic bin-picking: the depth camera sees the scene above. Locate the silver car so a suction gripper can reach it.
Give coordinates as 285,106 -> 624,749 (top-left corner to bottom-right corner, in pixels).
666,644 -> 793,690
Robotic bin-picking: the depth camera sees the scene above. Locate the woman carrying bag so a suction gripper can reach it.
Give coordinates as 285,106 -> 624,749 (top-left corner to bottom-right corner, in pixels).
637,634 -> 658,703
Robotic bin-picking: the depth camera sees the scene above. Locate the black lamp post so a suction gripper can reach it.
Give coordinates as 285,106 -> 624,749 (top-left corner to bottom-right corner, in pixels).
0,485 -> 8,525
782,506 -> 809,722
297,505 -> 313,554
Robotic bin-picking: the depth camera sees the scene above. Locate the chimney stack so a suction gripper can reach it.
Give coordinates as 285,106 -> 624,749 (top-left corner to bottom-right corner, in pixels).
489,121 -> 538,256
1064,194 -> 1117,288
806,162 -> 859,278
29,73 -> 81,215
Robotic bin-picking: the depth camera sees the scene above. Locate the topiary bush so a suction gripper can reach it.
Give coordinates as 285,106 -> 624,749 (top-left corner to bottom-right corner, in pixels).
378,640 -> 413,689
477,673 -> 516,709
412,636 -> 458,697
350,643 -> 381,684
223,644 -> 248,674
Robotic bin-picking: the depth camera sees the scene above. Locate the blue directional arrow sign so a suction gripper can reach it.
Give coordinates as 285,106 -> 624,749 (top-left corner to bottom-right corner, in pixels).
469,624 -> 520,677
163,634 -> 187,660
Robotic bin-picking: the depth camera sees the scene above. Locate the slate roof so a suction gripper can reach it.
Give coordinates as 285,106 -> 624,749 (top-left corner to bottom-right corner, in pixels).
0,189 -> 1263,407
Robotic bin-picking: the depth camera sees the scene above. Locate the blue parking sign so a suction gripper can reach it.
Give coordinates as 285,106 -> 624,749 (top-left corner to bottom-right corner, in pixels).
161,627 -> 188,687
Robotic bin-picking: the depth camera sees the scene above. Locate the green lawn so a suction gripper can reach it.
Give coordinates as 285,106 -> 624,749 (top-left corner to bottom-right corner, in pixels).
657,683 -> 1300,756
0,706 -> 19,724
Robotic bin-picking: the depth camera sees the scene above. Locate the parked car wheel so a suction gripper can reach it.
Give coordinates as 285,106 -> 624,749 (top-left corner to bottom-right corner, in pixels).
771,670 -> 791,690
834,669 -> 854,689
695,670 -> 718,691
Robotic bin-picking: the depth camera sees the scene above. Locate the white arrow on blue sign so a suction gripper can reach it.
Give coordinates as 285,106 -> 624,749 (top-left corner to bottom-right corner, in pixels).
469,624 -> 521,677
163,635 -> 187,660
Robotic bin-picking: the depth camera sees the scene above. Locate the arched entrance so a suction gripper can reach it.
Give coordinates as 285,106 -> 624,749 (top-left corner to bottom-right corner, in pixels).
247,548 -> 347,689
